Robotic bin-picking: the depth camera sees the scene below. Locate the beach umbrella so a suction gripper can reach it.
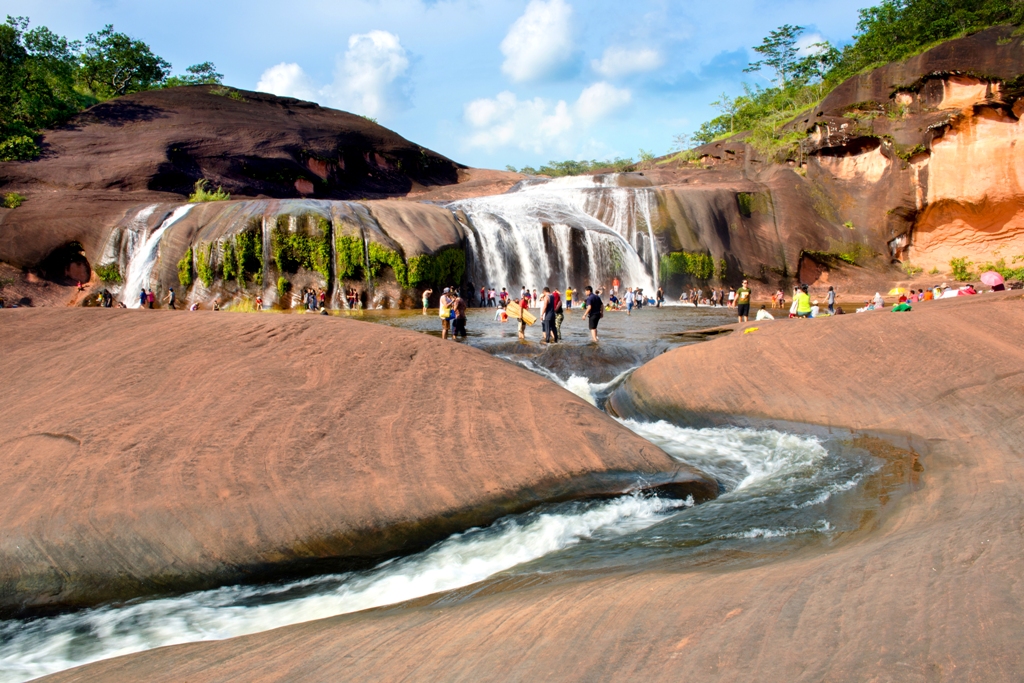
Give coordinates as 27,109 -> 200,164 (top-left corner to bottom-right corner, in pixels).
980,270 -> 1004,286
888,287 -> 906,295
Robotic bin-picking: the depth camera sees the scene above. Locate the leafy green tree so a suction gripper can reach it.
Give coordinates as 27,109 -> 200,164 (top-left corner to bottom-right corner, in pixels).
744,24 -> 806,86
164,61 -> 223,88
0,16 -> 84,158
77,25 -> 170,98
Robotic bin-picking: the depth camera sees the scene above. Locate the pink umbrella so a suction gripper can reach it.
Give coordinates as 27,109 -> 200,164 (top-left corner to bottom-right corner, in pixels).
980,270 -> 1004,286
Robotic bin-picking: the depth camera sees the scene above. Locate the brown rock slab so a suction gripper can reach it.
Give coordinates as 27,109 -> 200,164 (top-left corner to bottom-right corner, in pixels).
0,308 -> 715,616
41,293 -> 1024,682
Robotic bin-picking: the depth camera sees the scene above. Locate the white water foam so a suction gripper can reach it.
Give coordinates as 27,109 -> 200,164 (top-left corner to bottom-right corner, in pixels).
0,495 -> 684,682
619,419 -> 830,493
452,174 -> 659,295
121,205 -> 194,307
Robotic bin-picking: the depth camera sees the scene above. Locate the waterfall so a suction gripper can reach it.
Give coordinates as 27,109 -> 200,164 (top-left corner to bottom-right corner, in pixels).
450,175 -> 660,294
121,205 -> 194,307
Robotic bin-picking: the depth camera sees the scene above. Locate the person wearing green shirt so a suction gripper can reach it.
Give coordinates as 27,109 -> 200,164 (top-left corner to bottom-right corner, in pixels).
735,279 -> 752,322
795,285 -> 812,318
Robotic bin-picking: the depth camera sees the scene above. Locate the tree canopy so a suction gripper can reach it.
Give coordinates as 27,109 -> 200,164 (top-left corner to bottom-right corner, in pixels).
687,0 -> 1024,156
0,16 -> 221,161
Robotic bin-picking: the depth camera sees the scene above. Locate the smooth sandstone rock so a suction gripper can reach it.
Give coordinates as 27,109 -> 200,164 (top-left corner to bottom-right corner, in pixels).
0,309 -> 716,616
41,293 -> 1024,682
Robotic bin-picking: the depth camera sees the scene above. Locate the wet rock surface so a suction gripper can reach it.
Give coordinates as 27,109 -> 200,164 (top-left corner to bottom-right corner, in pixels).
0,308 -> 716,616
38,293 -> 1024,682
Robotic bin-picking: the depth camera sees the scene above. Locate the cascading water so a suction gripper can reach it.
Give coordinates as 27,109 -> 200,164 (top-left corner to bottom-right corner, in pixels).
451,175 -> 660,295
121,205 -> 194,307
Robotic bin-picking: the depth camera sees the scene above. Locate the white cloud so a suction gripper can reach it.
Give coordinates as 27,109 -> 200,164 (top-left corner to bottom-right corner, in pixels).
463,82 -> 630,153
500,0 -> 575,83
575,82 -> 632,124
795,33 -> 827,56
255,62 -> 319,102
591,46 -> 663,79
255,30 -> 411,119
324,30 -> 411,118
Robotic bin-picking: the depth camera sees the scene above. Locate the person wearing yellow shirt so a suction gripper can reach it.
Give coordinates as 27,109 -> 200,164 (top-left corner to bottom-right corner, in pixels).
795,284 -> 812,318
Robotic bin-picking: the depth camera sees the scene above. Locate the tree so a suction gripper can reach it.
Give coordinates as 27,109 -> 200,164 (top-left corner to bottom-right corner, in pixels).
78,25 -> 170,98
0,16 -> 83,159
744,24 -> 805,86
163,61 -> 223,88
710,92 -> 741,134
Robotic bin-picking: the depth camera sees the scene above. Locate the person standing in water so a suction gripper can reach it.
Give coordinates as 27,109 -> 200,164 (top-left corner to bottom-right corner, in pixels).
438,288 -> 453,339
517,290 -> 530,340
453,291 -> 468,338
540,287 -> 555,343
139,288 -> 147,308
735,279 -> 751,323
582,286 -> 603,343
565,286 -> 573,310
422,288 -> 433,314
826,286 -> 837,315
552,287 -> 563,342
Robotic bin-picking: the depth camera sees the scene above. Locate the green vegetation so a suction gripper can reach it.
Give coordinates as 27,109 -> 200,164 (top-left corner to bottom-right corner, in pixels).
683,1 -> 1024,161
659,251 -> 715,282
177,246 -> 193,287
2,192 -> 25,208
221,239 -> 236,281
194,242 -> 215,288
0,15 -> 220,160
950,256 -> 974,281
736,191 -> 772,217
277,275 -> 290,299
902,262 -> 924,275
367,241 -> 408,285
716,258 -> 728,280
187,179 -> 230,203
210,85 -> 246,101
929,266 -> 941,274
507,158 -> 635,177
163,61 -> 222,88
336,233 -> 365,280
271,214 -> 331,280
196,243 -> 214,287
234,220 -> 264,286
407,248 -> 466,289
805,240 -> 873,266
94,262 -> 122,283
977,256 -> 1024,281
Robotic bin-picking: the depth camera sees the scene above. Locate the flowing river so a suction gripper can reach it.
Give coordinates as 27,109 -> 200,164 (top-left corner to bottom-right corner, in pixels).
0,306 -> 913,682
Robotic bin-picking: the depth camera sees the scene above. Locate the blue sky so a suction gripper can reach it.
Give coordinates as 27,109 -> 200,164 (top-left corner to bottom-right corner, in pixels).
10,0 -> 869,169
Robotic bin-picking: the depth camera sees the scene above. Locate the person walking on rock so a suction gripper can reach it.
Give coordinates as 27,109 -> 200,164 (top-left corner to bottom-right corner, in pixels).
582,286 -> 603,343
735,280 -> 751,322
540,287 -> 556,343
147,290 -> 155,309
826,286 -> 837,316
139,288 -> 147,308
164,287 -> 176,310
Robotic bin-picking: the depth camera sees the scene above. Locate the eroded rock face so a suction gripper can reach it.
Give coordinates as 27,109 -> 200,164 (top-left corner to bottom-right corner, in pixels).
0,309 -> 716,616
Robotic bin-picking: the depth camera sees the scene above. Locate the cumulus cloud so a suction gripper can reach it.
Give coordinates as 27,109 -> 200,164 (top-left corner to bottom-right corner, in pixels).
575,82 -> 632,124
500,0 -> 576,83
255,30 -> 411,119
325,30 -> 411,117
591,46 -> 664,79
463,82 -> 631,152
255,62 -> 319,102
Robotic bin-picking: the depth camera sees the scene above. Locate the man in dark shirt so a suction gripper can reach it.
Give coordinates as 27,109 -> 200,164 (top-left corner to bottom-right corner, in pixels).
581,286 -> 603,343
